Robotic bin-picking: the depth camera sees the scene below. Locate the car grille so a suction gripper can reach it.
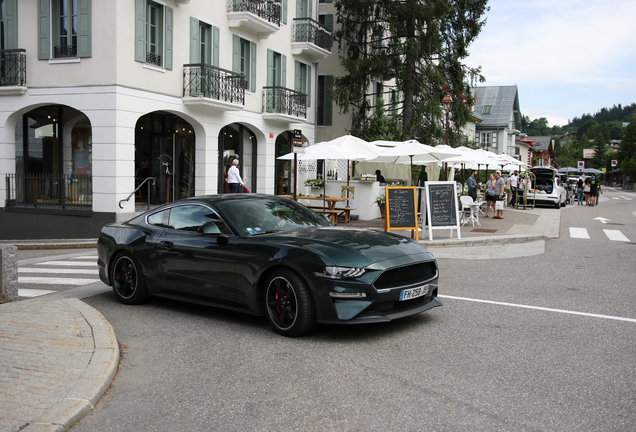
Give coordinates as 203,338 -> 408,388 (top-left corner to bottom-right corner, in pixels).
373,261 -> 437,290
365,295 -> 430,314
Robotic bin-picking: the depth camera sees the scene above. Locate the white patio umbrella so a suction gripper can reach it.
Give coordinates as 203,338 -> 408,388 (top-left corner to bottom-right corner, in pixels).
368,140 -> 463,185
317,133 -> 380,159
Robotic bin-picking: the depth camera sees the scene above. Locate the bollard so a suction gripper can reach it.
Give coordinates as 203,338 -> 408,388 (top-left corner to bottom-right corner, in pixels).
0,245 -> 18,303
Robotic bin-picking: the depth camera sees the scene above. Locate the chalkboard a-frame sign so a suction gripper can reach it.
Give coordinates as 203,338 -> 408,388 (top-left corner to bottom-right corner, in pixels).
385,186 -> 419,241
425,181 -> 461,240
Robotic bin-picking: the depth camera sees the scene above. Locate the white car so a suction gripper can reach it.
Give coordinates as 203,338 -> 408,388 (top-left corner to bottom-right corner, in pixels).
528,167 -> 567,209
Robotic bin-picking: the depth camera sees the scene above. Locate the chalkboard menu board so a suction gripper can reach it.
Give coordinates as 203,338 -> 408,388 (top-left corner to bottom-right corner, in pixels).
428,183 -> 457,226
385,187 -> 418,240
425,181 -> 461,240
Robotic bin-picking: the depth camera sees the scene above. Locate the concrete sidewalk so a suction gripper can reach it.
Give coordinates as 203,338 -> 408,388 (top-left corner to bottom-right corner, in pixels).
0,204 -> 560,431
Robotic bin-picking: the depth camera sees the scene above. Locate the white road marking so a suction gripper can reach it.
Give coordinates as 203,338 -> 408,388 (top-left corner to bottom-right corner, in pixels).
612,197 -> 620,200
18,277 -> 99,285
603,229 -> 630,242
439,295 -> 636,323
593,217 -> 610,224
18,289 -> 56,297
37,261 -> 98,266
569,227 -> 590,239
72,256 -> 97,259
18,267 -> 98,274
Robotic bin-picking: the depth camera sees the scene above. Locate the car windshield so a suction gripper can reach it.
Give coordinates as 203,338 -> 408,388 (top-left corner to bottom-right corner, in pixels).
217,197 -> 331,236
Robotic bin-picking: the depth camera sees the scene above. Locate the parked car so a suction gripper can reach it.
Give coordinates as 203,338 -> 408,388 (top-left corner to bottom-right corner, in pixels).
97,194 -> 441,337
528,167 -> 567,209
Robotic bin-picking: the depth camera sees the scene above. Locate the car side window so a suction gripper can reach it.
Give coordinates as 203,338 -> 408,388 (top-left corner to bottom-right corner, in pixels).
168,205 -> 231,234
147,210 -> 170,227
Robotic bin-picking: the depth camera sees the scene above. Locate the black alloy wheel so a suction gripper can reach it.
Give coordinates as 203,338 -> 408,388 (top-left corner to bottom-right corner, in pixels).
111,252 -> 149,305
265,269 -> 316,337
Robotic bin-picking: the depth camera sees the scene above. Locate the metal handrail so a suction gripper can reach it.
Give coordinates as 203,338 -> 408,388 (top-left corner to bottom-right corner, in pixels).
119,177 -> 155,209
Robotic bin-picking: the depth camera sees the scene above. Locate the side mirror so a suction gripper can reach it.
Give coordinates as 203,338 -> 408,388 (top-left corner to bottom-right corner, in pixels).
197,222 -> 221,236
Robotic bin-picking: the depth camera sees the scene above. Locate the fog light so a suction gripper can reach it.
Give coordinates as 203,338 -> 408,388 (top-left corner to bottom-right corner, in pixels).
329,292 -> 367,299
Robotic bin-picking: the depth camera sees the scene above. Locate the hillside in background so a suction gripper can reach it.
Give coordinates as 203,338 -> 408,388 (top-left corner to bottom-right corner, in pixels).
522,103 -> 636,140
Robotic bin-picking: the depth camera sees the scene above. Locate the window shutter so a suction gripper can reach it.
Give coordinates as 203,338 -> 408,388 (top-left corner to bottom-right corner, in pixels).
325,14 -> 333,33
37,0 -> 50,60
165,7 -> 173,70
308,0 -> 312,19
213,26 -> 220,67
190,18 -> 200,63
267,49 -> 273,87
250,41 -> 257,92
4,0 -> 18,49
134,0 -> 146,62
281,54 -> 286,88
307,64 -> 311,107
77,0 -> 92,57
324,75 -> 333,126
282,0 -> 288,24
296,0 -> 301,18
232,35 -> 240,73
294,61 -> 300,92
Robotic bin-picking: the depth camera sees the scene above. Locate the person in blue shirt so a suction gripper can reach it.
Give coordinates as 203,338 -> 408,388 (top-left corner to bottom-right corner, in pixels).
467,170 -> 477,202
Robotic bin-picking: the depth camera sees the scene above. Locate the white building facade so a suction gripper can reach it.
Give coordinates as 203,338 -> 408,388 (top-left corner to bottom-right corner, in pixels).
0,0 -> 331,239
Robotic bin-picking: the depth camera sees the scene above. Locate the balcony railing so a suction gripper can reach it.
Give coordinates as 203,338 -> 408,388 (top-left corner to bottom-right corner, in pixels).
263,86 -> 307,119
183,64 -> 246,105
5,173 -> 92,210
227,0 -> 281,27
146,52 -> 162,67
292,18 -> 332,51
0,49 -> 27,87
54,45 -> 77,58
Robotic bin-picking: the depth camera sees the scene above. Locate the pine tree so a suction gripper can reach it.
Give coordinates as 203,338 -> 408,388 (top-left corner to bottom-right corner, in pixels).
332,0 -> 488,143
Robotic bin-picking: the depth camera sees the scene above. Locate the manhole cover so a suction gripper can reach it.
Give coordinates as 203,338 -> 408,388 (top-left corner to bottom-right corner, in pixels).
471,228 -> 497,233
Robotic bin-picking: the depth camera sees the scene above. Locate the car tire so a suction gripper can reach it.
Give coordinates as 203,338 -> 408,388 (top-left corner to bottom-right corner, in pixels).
111,252 -> 149,305
555,200 -> 561,209
265,269 -> 317,337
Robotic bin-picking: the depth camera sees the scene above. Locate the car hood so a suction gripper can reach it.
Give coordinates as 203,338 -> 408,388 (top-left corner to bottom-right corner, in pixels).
258,227 -> 434,268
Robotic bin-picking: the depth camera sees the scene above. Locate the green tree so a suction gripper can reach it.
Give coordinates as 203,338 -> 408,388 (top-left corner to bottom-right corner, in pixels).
618,115 -> 636,180
332,0 -> 489,143
591,133 -> 607,169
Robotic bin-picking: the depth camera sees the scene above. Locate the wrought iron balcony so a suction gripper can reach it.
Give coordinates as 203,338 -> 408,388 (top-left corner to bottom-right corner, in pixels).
5,173 -> 92,210
227,0 -> 281,38
263,86 -> 307,121
146,52 -> 162,67
183,64 -> 246,110
0,49 -> 27,87
291,18 -> 332,60
54,45 -> 77,58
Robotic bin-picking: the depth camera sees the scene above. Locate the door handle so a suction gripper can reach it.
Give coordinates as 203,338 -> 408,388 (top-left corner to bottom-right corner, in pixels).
159,241 -> 173,249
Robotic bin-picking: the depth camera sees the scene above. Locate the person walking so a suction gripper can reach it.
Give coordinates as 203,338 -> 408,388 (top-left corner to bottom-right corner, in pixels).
576,176 -> 584,205
485,173 -> 496,217
494,170 -> 505,219
508,170 -> 518,208
467,170 -> 478,202
583,178 -> 591,205
227,159 -> 244,193
589,175 -> 599,206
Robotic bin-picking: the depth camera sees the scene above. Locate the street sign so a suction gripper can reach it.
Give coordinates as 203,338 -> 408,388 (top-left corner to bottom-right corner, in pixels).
611,160 -> 617,167
578,160 -> 584,168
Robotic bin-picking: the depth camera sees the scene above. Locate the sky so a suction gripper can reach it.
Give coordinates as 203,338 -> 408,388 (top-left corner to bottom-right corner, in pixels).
466,0 -> 636,128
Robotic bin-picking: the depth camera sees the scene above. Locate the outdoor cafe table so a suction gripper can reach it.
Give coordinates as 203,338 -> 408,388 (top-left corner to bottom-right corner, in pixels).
280,195 -> 349,225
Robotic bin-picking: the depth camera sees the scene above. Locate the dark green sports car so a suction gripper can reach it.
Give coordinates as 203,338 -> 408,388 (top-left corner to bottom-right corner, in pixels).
97,194 -> 441,336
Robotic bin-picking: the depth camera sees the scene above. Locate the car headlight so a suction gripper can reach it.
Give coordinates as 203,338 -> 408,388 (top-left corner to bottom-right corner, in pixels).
314,266 -> 366,279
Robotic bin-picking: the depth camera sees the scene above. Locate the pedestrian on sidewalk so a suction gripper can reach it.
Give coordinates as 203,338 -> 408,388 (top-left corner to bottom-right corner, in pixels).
467,170 -> 478,202
485,173 -> 496,217
494,170 -> 505,219
576,176 -> 584,205
508,170 -> 518,207
590,175 -> 599,206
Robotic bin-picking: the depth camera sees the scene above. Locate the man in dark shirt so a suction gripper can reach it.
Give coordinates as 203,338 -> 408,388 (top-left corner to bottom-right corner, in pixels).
467,170 -> 478,202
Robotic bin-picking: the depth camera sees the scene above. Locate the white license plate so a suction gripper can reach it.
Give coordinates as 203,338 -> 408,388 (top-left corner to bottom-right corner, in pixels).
399,284 -> 429,301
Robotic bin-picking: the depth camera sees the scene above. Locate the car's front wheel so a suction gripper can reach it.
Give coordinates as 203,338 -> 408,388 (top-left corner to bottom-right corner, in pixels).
111,252 -> 149,305
265,269 -> 317,337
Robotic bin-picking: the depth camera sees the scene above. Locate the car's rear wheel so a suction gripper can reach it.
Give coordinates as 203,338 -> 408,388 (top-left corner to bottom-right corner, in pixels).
265,269 -> 316,337
555,200 -> 561,209
111,252 -> 149,305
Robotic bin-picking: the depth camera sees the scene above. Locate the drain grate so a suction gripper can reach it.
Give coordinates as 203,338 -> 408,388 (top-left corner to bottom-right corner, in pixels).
471,228 -> 497,233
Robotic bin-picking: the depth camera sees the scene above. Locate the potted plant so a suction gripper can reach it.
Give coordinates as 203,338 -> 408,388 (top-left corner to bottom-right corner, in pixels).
373,194 -> 386,219
304,178 -> 324,189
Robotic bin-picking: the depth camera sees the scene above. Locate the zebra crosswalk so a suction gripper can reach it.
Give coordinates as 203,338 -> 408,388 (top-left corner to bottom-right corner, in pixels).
569,227 -> 631,242
18,255 -> 100,298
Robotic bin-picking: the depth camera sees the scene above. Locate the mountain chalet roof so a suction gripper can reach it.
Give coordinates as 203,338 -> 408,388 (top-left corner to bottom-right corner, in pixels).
527,136 -> 553,152
473,86 -> 522,128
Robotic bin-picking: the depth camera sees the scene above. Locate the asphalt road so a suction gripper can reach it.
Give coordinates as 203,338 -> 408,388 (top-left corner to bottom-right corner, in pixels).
60,188 -> 636,431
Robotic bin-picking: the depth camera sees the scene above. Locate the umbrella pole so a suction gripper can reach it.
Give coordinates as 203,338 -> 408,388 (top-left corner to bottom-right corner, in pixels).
410,155 -> 414,186
322,159 -> 326,211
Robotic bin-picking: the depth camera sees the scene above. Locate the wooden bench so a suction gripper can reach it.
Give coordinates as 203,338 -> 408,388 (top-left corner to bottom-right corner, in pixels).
310,208 -> 340,225
334,207 -> 356,223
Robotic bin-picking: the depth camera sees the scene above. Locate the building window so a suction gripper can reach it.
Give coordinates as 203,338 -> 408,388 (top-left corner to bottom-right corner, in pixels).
480,132 -> 491,147
233,35 -> 256,92
318,14 -> 333,33
38,0 -> 92,60
482,105 -> 492,114
190,18 -> 219,66
295,60 -> 311,106
135,0 -> 173,69
317,75 -> 333,126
